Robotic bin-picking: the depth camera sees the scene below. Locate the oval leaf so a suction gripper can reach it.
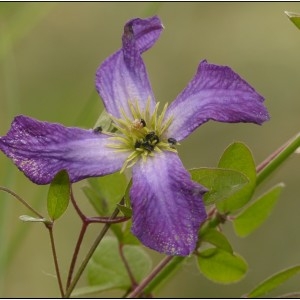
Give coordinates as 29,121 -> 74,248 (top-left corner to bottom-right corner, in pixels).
86,237 -> 152,293
47,170 -> 70,221
233,183 -> 284,237
200,229 -> 233,254
247,265 -> 300,298
197,248 -> 247,284
217,142 -> 256,213
190,168 -> 248,205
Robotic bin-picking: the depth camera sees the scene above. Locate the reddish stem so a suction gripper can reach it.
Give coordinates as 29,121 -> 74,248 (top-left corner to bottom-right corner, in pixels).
65,189 -> 129,296
66,223 -> 88,290
45,222 -> 65,297
0,186 -> 44,219
119,242 -> 138,288
126,256 -> 173,298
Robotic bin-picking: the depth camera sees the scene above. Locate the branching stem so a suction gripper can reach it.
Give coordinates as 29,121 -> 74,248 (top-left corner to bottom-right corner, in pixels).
65,190 -> 128,291
64,197 -> 125,298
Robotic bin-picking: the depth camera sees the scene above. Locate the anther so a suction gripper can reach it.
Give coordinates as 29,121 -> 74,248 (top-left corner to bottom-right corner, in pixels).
145,131 -> 160,145
168,137 -> 177,146
141,141 -> 154,152
140,119 -> 146,127
134,140 -> 142,148
93,126 -> 103,133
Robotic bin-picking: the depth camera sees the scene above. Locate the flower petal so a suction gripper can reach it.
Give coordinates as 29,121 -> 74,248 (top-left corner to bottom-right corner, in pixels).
0,115 -> 128,184
164,60 -> 270,141
95,16 -> 163,118
130,151 -> 207,256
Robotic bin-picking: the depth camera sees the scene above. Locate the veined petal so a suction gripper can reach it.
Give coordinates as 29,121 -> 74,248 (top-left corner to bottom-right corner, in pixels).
0,116 -> 128,184
130,151 -> 207,256
95,16 -> 163,118
164,60 -> 270,141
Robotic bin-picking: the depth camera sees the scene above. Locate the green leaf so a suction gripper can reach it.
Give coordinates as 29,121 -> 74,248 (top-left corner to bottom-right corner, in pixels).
120,220 -> 140,245
110,223 -> 124,242
233,183 -> 284,237
190,168 -> 248,205
86,237 -> 152,293
19,215 -> 46,223
247,265 -> 300,298
285,11 -> 300,30
200,229 -> 233,254
197,248 -> 247,284
47,170 -> 70,221
82,186 -> 106,216
84,172 -> 128,215
216,142 -> 256,213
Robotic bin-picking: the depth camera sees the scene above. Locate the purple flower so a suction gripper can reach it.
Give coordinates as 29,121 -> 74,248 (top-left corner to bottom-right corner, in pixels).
0,16 -> 269,256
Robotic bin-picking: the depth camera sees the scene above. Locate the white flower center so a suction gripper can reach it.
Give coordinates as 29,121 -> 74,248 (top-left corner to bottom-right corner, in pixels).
106,98 -> 178,172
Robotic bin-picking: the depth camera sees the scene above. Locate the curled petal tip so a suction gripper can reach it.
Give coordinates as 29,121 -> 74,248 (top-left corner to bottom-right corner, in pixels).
96,16 -> 162,119
165,60 -> 270,141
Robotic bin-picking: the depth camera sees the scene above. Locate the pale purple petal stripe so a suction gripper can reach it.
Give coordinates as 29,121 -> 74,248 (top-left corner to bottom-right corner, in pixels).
130,151 -> 207,256
95,16 -> 163,119
0,116 -> 128,184
164,60 -> 270,141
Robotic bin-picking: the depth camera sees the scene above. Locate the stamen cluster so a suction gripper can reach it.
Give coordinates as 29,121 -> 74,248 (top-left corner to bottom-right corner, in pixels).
106,99 -> 177,172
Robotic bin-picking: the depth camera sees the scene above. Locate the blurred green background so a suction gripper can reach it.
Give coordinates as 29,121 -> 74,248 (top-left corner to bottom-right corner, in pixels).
0,2 -> 300,298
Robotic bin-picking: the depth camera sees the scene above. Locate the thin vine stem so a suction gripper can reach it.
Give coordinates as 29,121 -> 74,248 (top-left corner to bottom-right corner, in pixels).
66,190 -> 129,290
0,186 -> 44,219
70,187 -> 85,220
143,256 -> 185,296
63,197 -> 124,298
45,222 -> 64,297
126,255 -> 174,298
256,132 -> 300,185
66,223 -> 88,290
65,188 -> 88,289
70,187 -> 128,223
119,242 -> 138,289
87,216 -> 129,223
